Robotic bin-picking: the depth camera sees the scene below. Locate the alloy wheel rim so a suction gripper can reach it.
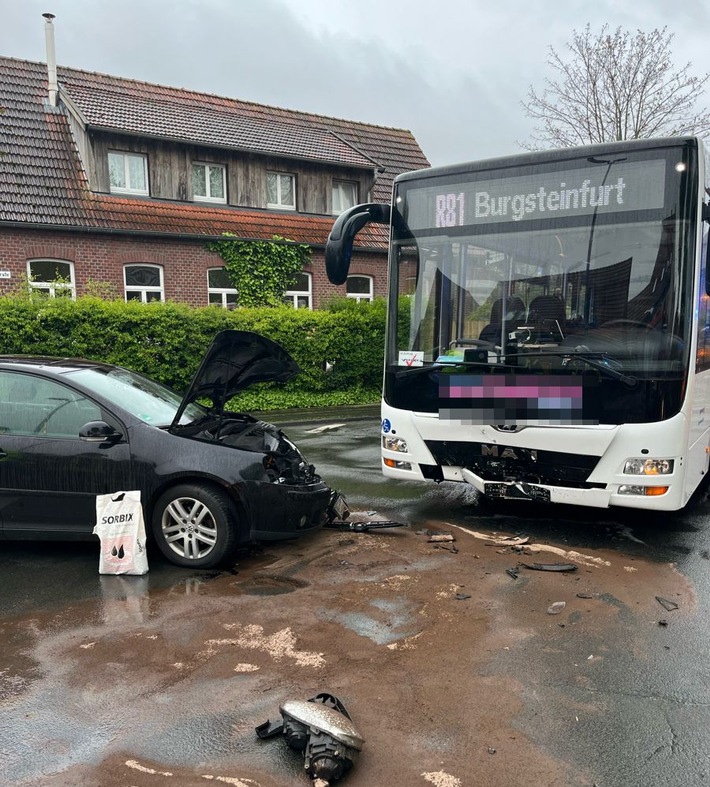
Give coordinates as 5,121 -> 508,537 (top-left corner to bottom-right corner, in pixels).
161,496 -> 218,560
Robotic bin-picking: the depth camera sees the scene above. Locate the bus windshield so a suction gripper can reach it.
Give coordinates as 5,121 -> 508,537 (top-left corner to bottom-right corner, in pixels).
387,143 -> 697,424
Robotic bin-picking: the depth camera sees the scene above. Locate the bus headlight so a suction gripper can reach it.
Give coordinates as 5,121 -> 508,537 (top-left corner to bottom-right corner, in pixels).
383,436 -> 409,452
623,458 -> 674,475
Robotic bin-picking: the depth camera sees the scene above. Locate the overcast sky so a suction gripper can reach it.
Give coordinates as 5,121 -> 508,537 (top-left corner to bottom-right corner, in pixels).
2,0 -> 709,167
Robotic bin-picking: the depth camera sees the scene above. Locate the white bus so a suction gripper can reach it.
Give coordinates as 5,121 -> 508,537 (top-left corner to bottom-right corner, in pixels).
326,137 -> 710,510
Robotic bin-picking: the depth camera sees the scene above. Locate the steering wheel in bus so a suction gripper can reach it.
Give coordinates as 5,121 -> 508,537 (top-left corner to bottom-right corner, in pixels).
600,319 -> 652,331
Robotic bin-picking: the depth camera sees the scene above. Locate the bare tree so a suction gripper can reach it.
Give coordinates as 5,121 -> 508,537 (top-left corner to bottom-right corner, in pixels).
522,25 -> 710,149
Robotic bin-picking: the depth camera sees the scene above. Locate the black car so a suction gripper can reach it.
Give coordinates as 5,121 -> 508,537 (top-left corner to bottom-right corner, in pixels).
0,331 -> 334,568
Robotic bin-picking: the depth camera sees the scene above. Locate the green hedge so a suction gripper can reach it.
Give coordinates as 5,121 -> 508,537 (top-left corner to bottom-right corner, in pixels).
0,295 -> 410,410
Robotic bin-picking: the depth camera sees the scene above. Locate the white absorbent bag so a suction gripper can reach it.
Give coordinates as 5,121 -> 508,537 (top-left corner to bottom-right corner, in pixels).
93,490 -> 149,575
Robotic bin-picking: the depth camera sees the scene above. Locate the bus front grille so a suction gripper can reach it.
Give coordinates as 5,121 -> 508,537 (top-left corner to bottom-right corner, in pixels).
424,440 -> 603,489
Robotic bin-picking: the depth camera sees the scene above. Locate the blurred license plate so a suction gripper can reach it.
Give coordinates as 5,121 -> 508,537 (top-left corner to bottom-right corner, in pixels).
485,482 -> 550,502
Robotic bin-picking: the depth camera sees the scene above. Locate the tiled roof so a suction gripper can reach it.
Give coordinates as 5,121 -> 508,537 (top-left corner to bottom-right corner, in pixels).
0,56 -> 428,246
65,83 -> 377,169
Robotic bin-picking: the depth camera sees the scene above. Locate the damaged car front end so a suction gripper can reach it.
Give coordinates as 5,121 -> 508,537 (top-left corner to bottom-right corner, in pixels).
0,331 -> 339,569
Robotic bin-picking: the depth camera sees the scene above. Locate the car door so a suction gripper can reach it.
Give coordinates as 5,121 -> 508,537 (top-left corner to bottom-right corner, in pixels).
0,371 -> 132,536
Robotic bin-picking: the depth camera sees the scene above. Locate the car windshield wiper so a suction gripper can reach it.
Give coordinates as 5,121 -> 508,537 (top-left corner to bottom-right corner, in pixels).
518,349 -> 638,387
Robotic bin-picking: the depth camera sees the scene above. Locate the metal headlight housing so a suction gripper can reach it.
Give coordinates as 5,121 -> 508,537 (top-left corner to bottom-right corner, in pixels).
623,458 -> 674,475
383,435 -> 408,452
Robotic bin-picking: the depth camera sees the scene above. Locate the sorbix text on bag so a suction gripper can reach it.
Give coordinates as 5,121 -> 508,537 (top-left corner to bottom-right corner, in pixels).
93,490 -> 149,575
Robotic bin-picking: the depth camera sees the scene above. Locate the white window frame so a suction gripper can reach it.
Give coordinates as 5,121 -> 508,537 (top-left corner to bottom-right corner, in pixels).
207,267 -> 238,308
192,162 -> 227,203
27,259 -> 75,299
284,272 -> 312,309
124,264 -> 164,303
332,180 -> 358,215
108,151 -> 149,195
346,274 -> 374,303
267,171 -> 296,210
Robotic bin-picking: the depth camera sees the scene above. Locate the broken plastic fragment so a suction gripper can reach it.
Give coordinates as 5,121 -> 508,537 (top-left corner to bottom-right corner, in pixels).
655,596 -> 679,612
524,562 -> 578,572
547,601 -> 566,614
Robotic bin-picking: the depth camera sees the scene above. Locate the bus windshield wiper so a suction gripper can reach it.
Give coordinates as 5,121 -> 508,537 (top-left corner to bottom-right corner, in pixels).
519,349 -> 638,387
394,360 -> 515,379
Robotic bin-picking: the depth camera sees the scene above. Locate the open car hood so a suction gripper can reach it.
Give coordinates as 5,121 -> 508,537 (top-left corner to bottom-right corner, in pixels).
170,330 -> 299,428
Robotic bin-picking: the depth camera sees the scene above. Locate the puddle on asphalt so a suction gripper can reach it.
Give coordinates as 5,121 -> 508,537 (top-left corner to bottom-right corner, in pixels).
239,575 -> 308,596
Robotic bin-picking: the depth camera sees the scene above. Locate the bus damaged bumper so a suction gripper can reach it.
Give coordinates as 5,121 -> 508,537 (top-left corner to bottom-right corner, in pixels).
381,409 -> 692,511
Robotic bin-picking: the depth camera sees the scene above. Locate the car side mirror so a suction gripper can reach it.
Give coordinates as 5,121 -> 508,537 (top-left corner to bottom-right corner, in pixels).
80,420 -> 122,443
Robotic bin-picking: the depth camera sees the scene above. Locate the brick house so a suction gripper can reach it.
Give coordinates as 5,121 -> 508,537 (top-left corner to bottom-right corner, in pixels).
0,22 -> 429,309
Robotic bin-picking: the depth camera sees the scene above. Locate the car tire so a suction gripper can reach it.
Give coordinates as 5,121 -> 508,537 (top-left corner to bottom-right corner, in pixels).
151,483 -> 240,568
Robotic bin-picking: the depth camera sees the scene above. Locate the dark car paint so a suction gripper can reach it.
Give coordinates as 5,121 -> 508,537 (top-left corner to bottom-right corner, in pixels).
0,343 -> 330,547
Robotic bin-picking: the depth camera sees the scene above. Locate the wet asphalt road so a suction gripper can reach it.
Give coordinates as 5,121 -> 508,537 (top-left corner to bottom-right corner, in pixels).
2,410 -> 710,785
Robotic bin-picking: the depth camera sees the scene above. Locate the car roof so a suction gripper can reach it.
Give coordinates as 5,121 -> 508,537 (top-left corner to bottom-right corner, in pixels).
0,355 -> 119,375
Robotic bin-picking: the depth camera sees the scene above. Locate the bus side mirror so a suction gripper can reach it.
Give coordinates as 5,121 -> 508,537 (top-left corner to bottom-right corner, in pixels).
325,203 -> 390,285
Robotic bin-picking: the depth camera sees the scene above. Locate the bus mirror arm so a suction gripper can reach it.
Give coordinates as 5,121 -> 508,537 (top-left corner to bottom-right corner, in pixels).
704,202 -> 710,295
326,203 -> 391,285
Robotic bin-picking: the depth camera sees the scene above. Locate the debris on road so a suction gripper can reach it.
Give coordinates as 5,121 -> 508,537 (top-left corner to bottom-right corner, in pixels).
429,534 -> 455,543
485,534 -> 530,547
506,567 -> 520,580
547,601 -> 566,614
455,592 -> 471,600
655,596 -> 679,612
326,520 -> 406,533
523,562 -> 578,573
256,692 -> 364,786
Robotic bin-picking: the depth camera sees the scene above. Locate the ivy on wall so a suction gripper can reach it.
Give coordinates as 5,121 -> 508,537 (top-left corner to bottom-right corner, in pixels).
207,233 -> 312,307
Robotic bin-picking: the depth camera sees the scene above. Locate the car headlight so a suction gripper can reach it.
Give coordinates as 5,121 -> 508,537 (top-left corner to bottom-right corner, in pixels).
383,436 -> 408,452
623,458 -> 674,475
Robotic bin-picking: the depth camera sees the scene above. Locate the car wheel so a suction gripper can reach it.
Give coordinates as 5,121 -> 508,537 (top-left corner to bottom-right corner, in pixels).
151,483 -> 240,568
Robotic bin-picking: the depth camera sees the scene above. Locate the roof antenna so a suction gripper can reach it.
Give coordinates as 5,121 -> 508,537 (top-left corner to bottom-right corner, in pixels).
42,13 -> 58,107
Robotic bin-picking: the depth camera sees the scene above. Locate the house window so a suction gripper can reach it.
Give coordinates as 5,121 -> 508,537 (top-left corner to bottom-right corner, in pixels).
346,275 -> 373,303
284,272 -> 312,309
108,151 -> 149,195
27,259 -> 75,298
193,163 -> 226,203
207,267 -> 238,308
267,172 -> 296,210
124,265 -> 164,302
333,180 -> 358,214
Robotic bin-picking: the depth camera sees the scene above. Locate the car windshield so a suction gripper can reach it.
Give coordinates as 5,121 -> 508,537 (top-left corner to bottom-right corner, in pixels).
68,367 -> 208,427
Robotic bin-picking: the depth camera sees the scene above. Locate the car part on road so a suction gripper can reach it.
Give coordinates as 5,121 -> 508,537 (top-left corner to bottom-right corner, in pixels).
325,519 -> 406,533
256,692 -> 364,786
523,562 -> 578,572
326,490 -> 350,523
655,595 -> 679,611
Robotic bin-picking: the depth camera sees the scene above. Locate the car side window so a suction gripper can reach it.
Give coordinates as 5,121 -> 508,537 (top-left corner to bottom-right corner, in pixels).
0,371 -> 102,438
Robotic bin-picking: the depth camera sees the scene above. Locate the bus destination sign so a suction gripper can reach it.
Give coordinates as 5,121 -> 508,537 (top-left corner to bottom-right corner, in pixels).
403,159 -> 667,231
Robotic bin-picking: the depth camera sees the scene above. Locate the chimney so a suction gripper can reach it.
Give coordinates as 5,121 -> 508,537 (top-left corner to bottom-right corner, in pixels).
42,13 -> 58,107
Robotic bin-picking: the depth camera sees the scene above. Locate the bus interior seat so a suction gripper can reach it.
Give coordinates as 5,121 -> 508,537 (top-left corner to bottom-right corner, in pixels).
479,296 -> 526,344
527,294 -> 566,337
